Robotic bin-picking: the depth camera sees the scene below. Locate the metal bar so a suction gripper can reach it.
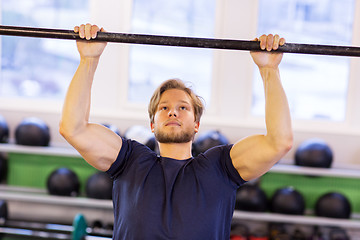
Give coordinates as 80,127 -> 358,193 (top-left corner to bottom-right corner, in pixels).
5,220 -> 74,232
0,226 -> 71,239
0,226 -> 112,240
233,210 -> 360,229
0,189 -> 112,208
0,25 -> 360,57
4,221 -> 112,237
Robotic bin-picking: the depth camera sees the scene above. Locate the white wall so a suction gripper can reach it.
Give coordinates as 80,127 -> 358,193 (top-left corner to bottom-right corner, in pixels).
1,0 -> 360,168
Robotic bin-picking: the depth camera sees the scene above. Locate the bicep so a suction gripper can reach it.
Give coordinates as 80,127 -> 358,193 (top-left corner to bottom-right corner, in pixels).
230,134 -> 281,181
66,123 -> 122,171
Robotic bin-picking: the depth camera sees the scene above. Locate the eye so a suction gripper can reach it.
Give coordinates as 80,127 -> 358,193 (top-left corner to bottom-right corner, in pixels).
180,106 -> 187,110
161,106 -> 168,111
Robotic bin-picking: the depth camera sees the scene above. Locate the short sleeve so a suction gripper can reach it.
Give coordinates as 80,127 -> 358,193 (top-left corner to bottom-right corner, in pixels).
106,137 -> 157,179
202,144 -> 247,187
223,145 -> 247,186
106,137 -> 132,179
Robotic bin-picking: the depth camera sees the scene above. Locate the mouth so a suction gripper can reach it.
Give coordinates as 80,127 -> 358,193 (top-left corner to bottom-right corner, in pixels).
165,120 -> 181,127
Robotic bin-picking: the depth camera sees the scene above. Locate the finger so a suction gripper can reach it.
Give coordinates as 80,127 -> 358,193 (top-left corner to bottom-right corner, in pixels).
100,27 -> 106,33
273,34 -> 280,50
74,26 -> 79,33
266,34 -> 274,51
259,34 -> 267,50
253,37 -> 259,42
90,25 -> 100,39
78,24 -> 85,39
85,23 -> 92,40
279,37 -> 286,46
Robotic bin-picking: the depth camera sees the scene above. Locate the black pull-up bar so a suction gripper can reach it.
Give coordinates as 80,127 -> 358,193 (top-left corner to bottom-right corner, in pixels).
0,25 -> 359,57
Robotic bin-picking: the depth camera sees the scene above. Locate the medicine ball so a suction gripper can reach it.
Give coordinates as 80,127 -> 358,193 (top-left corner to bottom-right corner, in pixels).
270,187 -> 305,215
86,172 -> 113,200
124,125 -> 153,144
0,154 -> 8,183
295,139 -> 333,168
15,117 -> 50,146
315,192 -> 351,219
235,184 -> 268,212
47,167 -> 80,197
145,136 -> 160,154
193,130 -> 229,156
0,115 -> 9,143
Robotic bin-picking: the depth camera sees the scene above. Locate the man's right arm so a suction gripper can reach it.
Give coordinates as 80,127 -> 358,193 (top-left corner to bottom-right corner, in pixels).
59,24 -> 122,171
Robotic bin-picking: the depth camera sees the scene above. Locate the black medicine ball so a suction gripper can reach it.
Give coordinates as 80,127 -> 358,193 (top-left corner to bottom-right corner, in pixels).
86,172 -> 113,200
235,184 -> 268,212
0,115 -> 9,143
315,192 -> 351,219
270,187 -> 305,215
145,136 -> 160,155
295,139 -> 333,168
15,117 -> 50,146
0,154 -> 8,182
193,130 -> 229,155
47,168 -> 80,197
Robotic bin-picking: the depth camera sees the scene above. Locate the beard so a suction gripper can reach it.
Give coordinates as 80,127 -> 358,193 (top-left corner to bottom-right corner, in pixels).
154,127 -> 195,143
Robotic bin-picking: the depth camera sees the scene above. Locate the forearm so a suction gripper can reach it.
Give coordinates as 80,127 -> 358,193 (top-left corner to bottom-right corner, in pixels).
60,57 -> 100,137
260,67 -> 293,153
231,34 -> 291,181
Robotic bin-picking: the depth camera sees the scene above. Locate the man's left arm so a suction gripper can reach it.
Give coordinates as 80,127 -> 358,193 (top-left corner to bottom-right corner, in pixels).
230,34 -> 293,181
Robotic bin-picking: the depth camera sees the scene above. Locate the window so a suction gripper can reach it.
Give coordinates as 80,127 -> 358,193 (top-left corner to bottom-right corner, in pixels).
0,0 -> 89,99
128,0 -> 216,105
253,0 -> 355,121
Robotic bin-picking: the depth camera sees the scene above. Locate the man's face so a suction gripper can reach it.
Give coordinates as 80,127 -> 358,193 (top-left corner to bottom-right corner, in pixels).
151,89 -> 199,143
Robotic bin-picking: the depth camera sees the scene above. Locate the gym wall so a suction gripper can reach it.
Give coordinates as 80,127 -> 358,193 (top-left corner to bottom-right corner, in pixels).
0,0 -> 360,166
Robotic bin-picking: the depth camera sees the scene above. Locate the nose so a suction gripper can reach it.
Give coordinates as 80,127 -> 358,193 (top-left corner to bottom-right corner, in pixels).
168,108 -> 177,117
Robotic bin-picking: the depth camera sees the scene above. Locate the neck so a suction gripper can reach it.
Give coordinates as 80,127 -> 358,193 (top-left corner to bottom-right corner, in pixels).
158,141 -> 193,160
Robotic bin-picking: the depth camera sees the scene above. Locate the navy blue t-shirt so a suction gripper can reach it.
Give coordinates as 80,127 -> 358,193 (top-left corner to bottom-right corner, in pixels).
106,138 -> 246,240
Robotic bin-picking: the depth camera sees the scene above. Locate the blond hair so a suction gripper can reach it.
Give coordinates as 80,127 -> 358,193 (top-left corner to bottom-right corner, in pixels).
148,79 -> 204,124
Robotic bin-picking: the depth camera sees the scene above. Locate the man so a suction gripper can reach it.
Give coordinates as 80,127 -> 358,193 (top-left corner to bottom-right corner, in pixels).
59,23 -> 292,239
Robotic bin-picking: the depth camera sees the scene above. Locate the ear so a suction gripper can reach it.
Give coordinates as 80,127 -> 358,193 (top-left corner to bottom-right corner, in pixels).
194,121 -> 200,133
150,122 -> 155,133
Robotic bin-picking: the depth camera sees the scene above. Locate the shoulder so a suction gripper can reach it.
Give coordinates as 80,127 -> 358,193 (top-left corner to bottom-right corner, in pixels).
107,137 -> 157,177
192,144 -> 233,168
197,144 -> 233,159
120,137 -> 156,157
194,144 -> 245,185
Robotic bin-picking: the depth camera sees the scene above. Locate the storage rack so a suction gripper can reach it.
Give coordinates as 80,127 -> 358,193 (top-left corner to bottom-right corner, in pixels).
1,143 -> 360,229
